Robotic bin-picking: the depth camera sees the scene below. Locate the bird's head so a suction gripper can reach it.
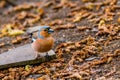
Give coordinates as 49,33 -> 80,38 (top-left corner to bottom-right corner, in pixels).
38,26 -> 54,38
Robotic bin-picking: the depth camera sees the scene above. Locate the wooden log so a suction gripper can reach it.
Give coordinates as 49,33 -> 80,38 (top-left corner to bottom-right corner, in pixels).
0,44 -> 56,69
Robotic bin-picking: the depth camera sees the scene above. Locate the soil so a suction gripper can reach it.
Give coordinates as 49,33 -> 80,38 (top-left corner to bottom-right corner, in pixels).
0,0 -> 120,80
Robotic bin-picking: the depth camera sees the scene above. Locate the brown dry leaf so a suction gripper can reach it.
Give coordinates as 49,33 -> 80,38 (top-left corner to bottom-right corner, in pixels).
107,57 -> 113,63
2,75 -> 14,80
83,46 -> 97,54
37,8 -> 44,16
64,72 -> 83,80
96,77 -> 106,80
14,12 -> 41,26
36,75 -> 50,80
104,15 -> 113,21
113,5 -> 120,10
0,1 -> 6,8
53,0 -> 76,9
66,45 -> 76,50
15,11 -> 27,20
0,42 -> 5,47
64,1 -> 77,8
73,11 -> 90,22
73,15 -> 82,22
96,20 -> 111,35
77,26 -> 90,31
110,0 -> 117,5
117,17 -> 120,24
104,6 -> 111,14
0,34 -> 4,38
26,78 -> 34,80
27,17 -> 40,25
75,42 -> 81,47
114,49 -> 120,56
0,73 -> 5,78
85,2 -> 95,10
43,1 -> 54,7
87,13 -> 96,19
82,0 -> 96,2
60,0 -> 68,5
54,23 -> 75,30
89,18 -> 101,23
73,12 -> 84,22
12,39 -> 20,44
105,67 -> 116,77
16,36 -> 23,41
76,57 -> 84,62
90,59 -> 107,66
117,12 -> 120,16
98,25 -> 108,32
7,3 -> 36,13
97,22 -> 118,36
49,19 -> 63,26
22,70 -> 32,77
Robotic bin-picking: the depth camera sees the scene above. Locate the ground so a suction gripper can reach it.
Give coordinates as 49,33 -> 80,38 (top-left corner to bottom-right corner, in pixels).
0,0 -> 120,80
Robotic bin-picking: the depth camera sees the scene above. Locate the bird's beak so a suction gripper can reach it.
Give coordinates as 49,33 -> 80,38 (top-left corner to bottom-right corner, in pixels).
48,29 -> 54,33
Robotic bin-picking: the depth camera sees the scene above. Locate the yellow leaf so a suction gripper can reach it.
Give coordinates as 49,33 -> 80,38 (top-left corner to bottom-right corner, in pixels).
6,24 -> 13,31
25,65 -> 31,71
8,29 -> 25,36
1,28 -> 7,34
99,20 -> 105,26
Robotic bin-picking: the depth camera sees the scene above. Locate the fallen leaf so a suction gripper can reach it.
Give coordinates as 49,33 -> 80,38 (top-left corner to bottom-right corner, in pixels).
117,17 -> 120,24
0,1 -> 6,8
8,29 -> 24,36
107,57 -> 113,63
37,75 -> 50,80
25,65 -> 31,71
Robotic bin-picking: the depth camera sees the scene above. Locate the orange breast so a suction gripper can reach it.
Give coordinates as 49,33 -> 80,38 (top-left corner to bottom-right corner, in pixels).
31,37 -> 54,52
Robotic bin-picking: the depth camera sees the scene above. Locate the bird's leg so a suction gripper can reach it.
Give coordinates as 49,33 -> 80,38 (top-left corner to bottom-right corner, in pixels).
46,52 -> 49,56
35,51 -> 38,58
34,51 -> 39,59
45,52 -> 50,60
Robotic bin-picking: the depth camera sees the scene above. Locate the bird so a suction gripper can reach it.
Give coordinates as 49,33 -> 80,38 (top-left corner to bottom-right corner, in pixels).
30,26 -> 54,58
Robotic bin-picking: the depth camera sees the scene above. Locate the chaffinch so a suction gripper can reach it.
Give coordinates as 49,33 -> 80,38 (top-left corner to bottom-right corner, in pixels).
31,26 -> 54,58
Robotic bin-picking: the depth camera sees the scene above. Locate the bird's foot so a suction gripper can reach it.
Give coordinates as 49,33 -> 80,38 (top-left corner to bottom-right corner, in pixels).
37,54 -> 42,59
34,52 -> 40,59
45,53 -> 50,61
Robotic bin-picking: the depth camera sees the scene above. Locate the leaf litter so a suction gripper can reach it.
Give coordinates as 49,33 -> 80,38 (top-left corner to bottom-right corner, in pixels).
0,0 -> 120,80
